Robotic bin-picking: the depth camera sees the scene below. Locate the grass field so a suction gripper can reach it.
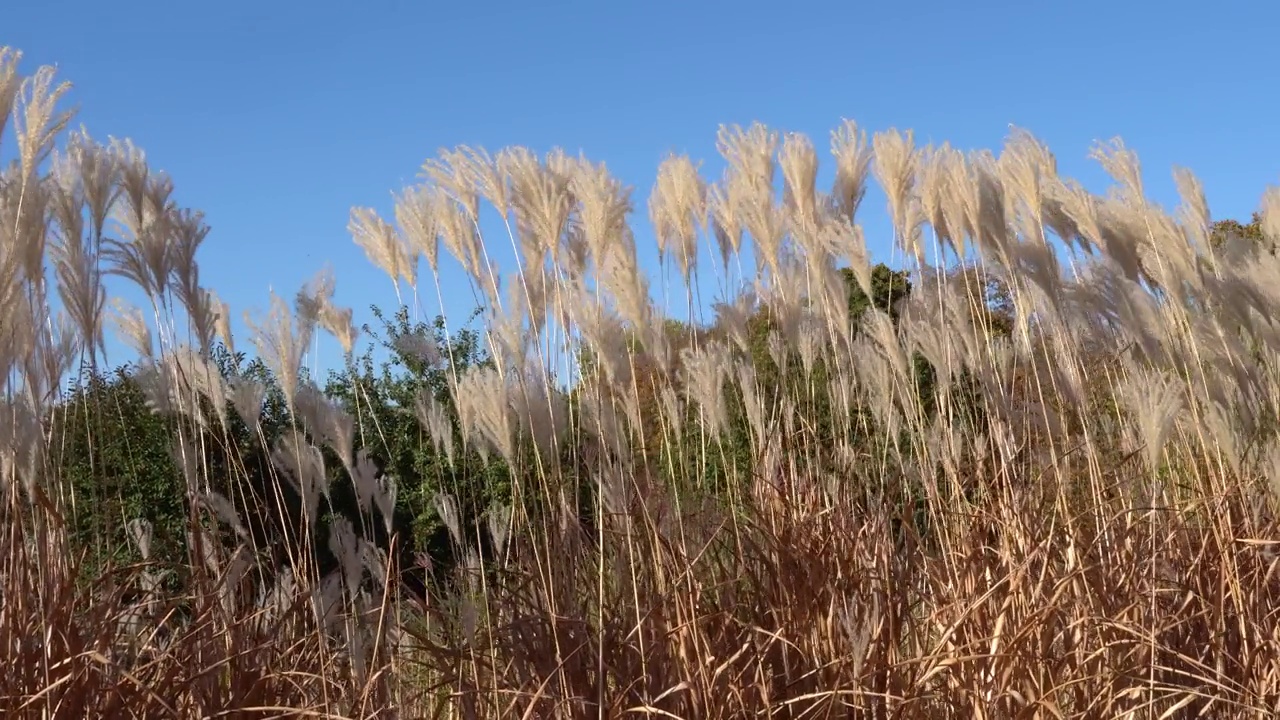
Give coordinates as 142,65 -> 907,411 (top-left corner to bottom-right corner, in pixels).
3,45 -> 1280,718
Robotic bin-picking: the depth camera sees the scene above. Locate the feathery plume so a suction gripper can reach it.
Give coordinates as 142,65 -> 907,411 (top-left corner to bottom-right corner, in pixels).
649,154 -> 705,284
126,518 -> 154,562
294,382 -> 355,475
680,340 -> 732,437
1172,166 -> 1212,251
452,365 -> 514,464
109,299 -> 153,359
104,152 -> 178,302
711,289 -> 759,355
1260,185 -> 1280,247
329,517 -> 363,595
199,490 -> 249,542
13,63 -> 74,183
350,448 -> 380,516
245,290 -> 311,415
167,207 -> 211,304
919,143 -> 963,259
375,474 -> 397,536
49,144 -> 110,362
295,265 -> 360,353
487,503 -> 512,562
998,127 -> 1056,248
349,206 -> 416,296
394,327 -> 442,368
718,123 -> 778,199
423,147 -> 483,222
779,132 -> 820,227
67,129 -> 122,240
179,286 -> 222,356
434,492 -> 464,549
830,119 -> 873,221
0,397 -> 45,502
735,359 -> 767,445
359,538 -> 389,589
437,194 -> 489,298
1120,366 -> 1184,470
1090,137 -> 1146,207
579,386 -> 631,460
872,129 -> 918,250
509,365 -> 569,459
203,288 -> 234,357
394,183 -> 442,273
136,345 -> 229,430
508,148 -> 576,263
416,389 -> 457,465
228,376 -> 266,428
463,146 -> 510,213
294,267 -> 336,333
706,174 -> 744,269
0,48 -> 24,140
270,435 -> 329,527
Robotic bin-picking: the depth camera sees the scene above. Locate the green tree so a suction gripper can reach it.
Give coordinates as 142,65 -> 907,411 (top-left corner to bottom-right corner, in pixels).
51,344 -> 317,567
1209,214 -> 1270,253
54,364 -> 189,571
322,305 -> 510,574
843,263 -> 913,324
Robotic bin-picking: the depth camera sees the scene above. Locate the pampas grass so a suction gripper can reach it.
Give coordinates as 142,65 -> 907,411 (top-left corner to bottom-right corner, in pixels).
6,42 -> 1280,719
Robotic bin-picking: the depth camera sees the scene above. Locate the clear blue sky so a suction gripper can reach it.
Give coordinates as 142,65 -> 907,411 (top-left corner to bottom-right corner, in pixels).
7,0 -> 1279,369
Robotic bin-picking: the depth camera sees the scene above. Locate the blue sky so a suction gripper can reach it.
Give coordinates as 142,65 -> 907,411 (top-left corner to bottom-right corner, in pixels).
6,0 -> 1279,371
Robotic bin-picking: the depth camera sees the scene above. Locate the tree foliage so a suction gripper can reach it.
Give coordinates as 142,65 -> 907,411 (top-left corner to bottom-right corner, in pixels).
1210,213 -> 1269,252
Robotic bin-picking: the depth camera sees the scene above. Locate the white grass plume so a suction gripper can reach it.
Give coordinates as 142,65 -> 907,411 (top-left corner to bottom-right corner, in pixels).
649,154 -> 705,286
0,48 -> 24,139
349,206 -> 415,300
780,132 -> 820,228
394,183 -> 443,274
138,344 -> 230,431
452,365 -> 514,465
245,290 -> 312,415
415,389 -> 456,466
871,129 -> 919,254
294,382 -> 356,476
228,375 -> 266,428
1260,185 -> 1280,247
270,435 -> 329,529
12,62 -> 73,183
1119,365 -> 1184,471
830,119 -> 873,222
